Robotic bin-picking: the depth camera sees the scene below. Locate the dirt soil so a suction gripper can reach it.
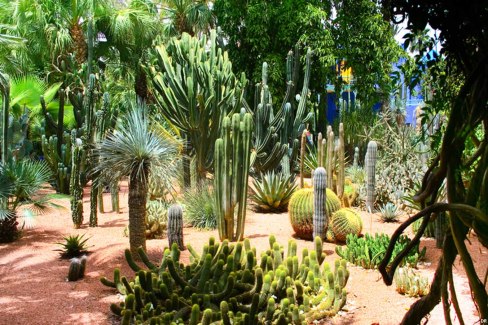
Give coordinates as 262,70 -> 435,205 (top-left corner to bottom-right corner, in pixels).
0,183 -> 486,325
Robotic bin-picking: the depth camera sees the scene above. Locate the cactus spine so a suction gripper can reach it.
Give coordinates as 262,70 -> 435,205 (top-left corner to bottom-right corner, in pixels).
365,141 -> 377,212
300,129 -> 307,188
326,127 -> 334,190
313,167 -> 327,240
337,123 -> 345,198
215,112 -> 252,241
167,204 -> 184,250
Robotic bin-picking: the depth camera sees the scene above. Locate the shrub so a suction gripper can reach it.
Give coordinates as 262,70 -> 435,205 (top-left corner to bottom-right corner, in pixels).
182,181 -> 217,229
250,172 -> 297,212
57,234 -> 90,258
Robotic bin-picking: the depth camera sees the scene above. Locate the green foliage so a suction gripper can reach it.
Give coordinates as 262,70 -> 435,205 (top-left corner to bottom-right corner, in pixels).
101,236 -> 349,324
57,234 -> 90,258
336,233 -> 426,269
379,203 -> 401,222
288,188 -> 341,240
394,267 -> 430,297
182,181 -> 217,230
250,172 -> 297,212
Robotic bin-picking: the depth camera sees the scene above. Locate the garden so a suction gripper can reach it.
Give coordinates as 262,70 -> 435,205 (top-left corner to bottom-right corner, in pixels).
0,1 -> 487,325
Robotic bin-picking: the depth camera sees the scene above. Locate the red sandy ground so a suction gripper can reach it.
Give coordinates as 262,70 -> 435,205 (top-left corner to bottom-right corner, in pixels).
0,183 -> 486,325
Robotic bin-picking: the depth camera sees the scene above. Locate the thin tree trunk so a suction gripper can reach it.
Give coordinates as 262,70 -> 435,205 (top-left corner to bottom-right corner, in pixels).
128,170 -> 148,256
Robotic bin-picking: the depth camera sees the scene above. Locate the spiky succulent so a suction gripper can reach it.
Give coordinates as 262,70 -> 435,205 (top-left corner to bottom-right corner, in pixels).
56,234 -> 91,258
379,202 -> 400,222
250,171 -> 297,212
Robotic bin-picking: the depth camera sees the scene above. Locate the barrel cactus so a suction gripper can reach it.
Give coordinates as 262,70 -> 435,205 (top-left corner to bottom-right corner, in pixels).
330,208 -> 363,242
288,188 -> 341,240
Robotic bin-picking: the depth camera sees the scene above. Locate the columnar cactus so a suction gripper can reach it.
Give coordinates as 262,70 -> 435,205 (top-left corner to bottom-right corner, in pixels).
1,72 -> 9,164
353,147 -> 359,168
70,131 -> 84,228
214,112 -> 252,241
337,123 -> 345,198
326,127 -> 334,189
317,133 -> 323,167
313,167 -> 327,240
300,129 -> 307,188
167,204 -> 184,250
366,141 -> 377,212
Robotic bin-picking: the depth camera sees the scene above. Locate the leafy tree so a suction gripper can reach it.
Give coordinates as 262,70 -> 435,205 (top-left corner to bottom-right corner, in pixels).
95,105 -> 179,255
160,0 -> 214,37
378,1 -> 488,324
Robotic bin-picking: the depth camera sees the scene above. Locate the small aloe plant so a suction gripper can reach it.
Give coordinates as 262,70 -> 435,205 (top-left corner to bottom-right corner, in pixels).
379,202 -> 400,222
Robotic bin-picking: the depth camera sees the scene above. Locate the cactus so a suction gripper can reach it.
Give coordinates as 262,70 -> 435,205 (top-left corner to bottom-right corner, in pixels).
313,167 -> 328,240
365,141 -> 377,212
337,123 -> 345,198
336,233 -> 426,269
288,188 -> 341,240
67,255 -> 87,281
300,129 -> 307,188
330,208 -> 363,242
353,147 -> 359,168
1,72 -> 9,164
214,112 -> 252,241
167,204 -> 184,250
394,267 -> 430,297
70,132 -> 84,228
101,236 -> 349,324
326,127 -> 334,190
317,133 -> 323,167
250,47 -> 314,176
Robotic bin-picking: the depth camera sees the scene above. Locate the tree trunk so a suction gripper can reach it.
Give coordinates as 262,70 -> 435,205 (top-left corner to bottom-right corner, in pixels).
134,65 -> 148,102
128,169 -> 148,256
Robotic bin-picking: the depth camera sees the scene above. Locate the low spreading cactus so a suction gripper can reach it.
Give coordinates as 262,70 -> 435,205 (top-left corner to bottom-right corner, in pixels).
394,267 -> 430,297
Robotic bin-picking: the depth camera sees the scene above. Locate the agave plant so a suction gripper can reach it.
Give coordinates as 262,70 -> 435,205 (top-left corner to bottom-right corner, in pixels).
250,171 -> 297,212
56,233 -> 91,258
182,181 -> 217,230
379,202 -> 401,222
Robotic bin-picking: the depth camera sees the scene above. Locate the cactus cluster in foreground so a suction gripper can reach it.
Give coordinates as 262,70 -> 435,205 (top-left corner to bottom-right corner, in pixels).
101,236 -> 349,324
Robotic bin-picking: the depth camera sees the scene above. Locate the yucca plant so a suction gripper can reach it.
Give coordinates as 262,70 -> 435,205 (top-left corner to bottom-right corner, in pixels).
95,104 -> 180,255
379,202 -> 401,222
182,181 -> 217,229
250,171 -> 297,212
56,233 -> 91,258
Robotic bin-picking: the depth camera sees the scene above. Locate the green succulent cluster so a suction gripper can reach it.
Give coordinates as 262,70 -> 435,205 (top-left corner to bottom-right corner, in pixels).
56,233 -> 90,258
394,267 -> 430,297
250,171 -> 297,212
101,236 -> 349,324
336,233 -> 426,269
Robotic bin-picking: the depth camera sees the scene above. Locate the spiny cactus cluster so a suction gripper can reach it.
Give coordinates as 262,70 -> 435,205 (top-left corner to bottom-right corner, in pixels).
394,267 -> 430,297
101,236 -> 349,324
288,188 -> 341,240
328,208 -> 363,243
336,233 -> 426,269
68,255 -> 87,281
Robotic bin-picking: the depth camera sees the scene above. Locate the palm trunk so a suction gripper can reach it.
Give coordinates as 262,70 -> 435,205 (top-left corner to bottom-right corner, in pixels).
128,169 -> 148,256
0,211 -> 18,243
134,65 -> 148,102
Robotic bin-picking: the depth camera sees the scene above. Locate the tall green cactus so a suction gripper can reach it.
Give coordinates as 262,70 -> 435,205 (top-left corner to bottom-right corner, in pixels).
70,131 -> 84,228
168,204 -> 184,250
151,30 -> 243,182
300,129 -> 307,188
1,72 -> 10,164
326,127 -> 334,189
317,132 -> 323,167
250,47 -> 314,175
313,167 -> 328,240
366,141 -> 377,212
337,123 -> 345,198
214,112 -> 252,241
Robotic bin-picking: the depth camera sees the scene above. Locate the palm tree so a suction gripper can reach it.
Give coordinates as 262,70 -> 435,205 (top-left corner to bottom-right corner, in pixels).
0,159 -> 53,242
95,104 -> 179,255
160,0 -> 214,37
